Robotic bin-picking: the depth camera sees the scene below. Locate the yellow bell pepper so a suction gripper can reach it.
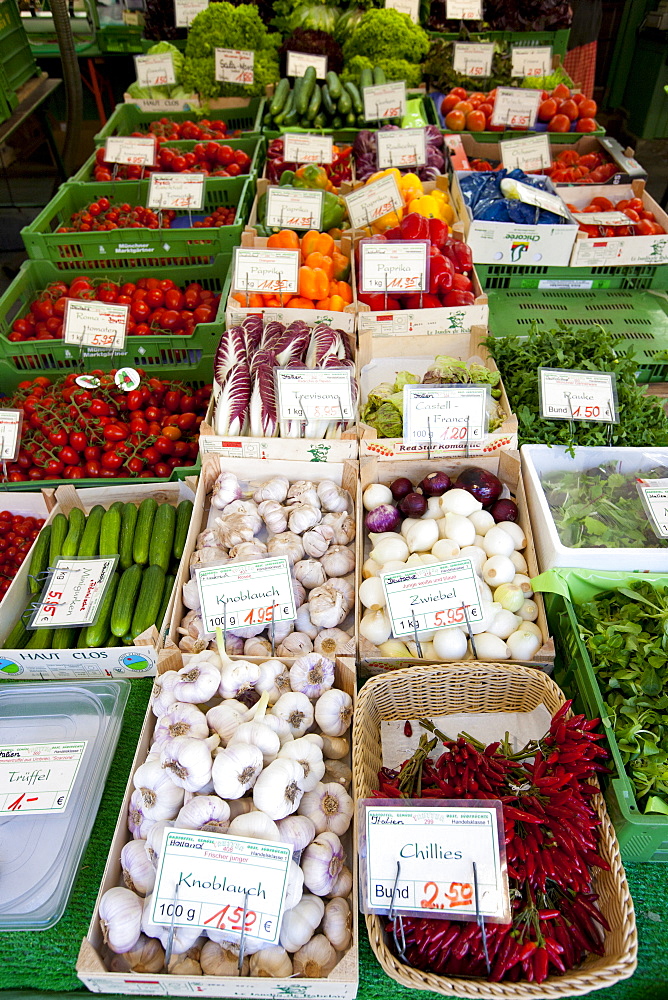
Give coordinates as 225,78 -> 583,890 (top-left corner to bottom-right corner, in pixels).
408,194 -> 443,219
370,207 -> 404,234
440,202 -> 455,225
429,188 -> 450,205
365,167 -> 402,186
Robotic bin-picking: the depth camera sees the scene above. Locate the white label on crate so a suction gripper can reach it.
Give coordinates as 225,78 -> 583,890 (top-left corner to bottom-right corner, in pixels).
265,187 -> 323,230
403,384 -> 489,448
103,136 -> 156,167
115,367 -> 141,391
134,53 -> 176,88
148,172 -> 206,210
283,133 -> 333,164
286,51 -> 327,79
384,0 -> 419,23
63,299 -> 129,352
344,173 -> 403,230
0,410 -> 22,462
538,368 -> 618,423
363,81 -> 406,122
215,49 -> 254,85
275,369 -> 355,421
29,557 -> 119,629
453,42 -> 493,78
491,87 -> 541,129
500,134 -> 551,172
637,478 -> 668,539
377,127 -> 427,169
360,241 -> 428,293
537,279 -> 594,289
572,211 -> 631,226
0,741 -> 87,816
511,45 -> 552,79
500,177 -> 571,218
0,649 -> 157,680
233,248 -> 300,295
361,800 -> 508,920
196,557 -> 296,635
380,557 -> 483,637
446,0 -> 482,17
174,0 -> 208,27
152,829 -> 292,945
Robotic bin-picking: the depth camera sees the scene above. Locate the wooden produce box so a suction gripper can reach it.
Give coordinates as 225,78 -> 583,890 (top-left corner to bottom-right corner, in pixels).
566,179 -> 668,269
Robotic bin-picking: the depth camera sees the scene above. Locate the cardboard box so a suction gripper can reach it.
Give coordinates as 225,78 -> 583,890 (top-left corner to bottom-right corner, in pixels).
357,450 -> 553,675
565,180 -> 668,268
357,325 -> 517,459
451,170 -> 580,267
76,655 -> 359,999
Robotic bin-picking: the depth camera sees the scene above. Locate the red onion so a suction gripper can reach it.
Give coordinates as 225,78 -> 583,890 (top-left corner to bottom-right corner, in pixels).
419,472 -> 451,497
365,504 -> 402,533
490,498 -> 519,522
399,493 -> 428,517
390,477 -> 413,501
456,468 -> 503,507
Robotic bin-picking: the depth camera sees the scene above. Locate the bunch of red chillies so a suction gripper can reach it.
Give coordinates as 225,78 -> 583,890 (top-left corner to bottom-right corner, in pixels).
379,700 -> 612,984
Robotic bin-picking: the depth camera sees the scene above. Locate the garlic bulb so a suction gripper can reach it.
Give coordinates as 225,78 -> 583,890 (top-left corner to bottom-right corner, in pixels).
258,500 -> 288,535
315,689 -> 353,737
190,547 -> 228,568
308,584 -> 347,629
230,720 -> 281,765
250,947 -> 293,978
280,893 -> 325,952
317,481 -> 350,513
206,700 -> 249,743
212,743 -> 263,799
320,735 -> 349,759
303,732 -> 324,750
313,628 -> 353,657
267,531 -> 304,565
294,604 -> 319,640
255,659 -> 291,702
109,934 -> 165,974
302,831 -> 345,896
287,481 -> 320,507
200,939 -> 249,976
323,758 -> 352,789
276,814 -> 316,852
121,839 -> 156,896
272,692 -> 314,738
182,578 -> 202,612
228,810 -> 281,842
132,759 -> 184,820
323,897 -> 352,951
285,859 -> 305,910
253,757 -> 305,820
151,671 -> 180,717
99,887 -> 143,954
160,735 -> 219,792
254,476 -> 289,504
302,524 -> 335,558
289,653 -> 335,700
153,703 -> 208,748
289,504 -> 321,535
145,820 -> 172,866
330,864 -> 353,898
326,576 -> 355,613
219,660 -> 261,700
294,935 -> 338,978
211,471 -> 242,509
277,632 -> 313,657
174,659 -> 220,704
222,499 -> 258,518
299,782 -> 354,836
279,737 -> 325,792
128,789 -> 156,840
168,952 -> 202,976
175,795 -> 231,834
321,512 -> 355,545
230,540 -> 268,561
227,798 -> 255,819
294,558 -> 327,590
320,545 -> 355,578
244,636 -> 272,657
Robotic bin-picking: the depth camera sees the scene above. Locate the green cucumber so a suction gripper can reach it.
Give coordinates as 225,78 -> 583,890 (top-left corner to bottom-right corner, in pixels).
274,89 -> 294,127
345,111 -> 356,126
3,597 -> 35,649
99,502 -> 123,557
337,90 -> 352,116
331,115 -> 343,129
61,507 -> 86,558
131,565 -> 166,640
373,65 -> 386,85
173,500 -> 193,563
326,71 -> 342,100
359,66 -> 373,91
84,573 -> 119,648
119,503 -> 139,571
321,82 -> 335,117
296,65 -> 316,115
149,503 -> 176,573
27,524 -> 52,595
132,498 -> 158,566
307,83 -> 321,120
52,627 -> 78,649
313,112 -> 327,129
25,628 -> 54,649
156,573 -> 175,636
344,81 -> 363,115
78,505 -> 106,559
48,513 -> 68,567
270,77 -> 290,116
105,633 -> 121,647
111,564 -> 143,638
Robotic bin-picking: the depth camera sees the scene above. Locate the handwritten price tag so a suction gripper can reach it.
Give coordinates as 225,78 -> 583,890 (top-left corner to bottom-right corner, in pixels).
104,136 -> 156,167
0,410 -> 22,462
637,479 -> 668,539
572,211 -> 631,226
29,557 -> 119,629
453,42 -> 493,78
148,172 -> 206,210
196,557 -> 296,635
344,173 -> 403,230
500,134 -> 551,172
276,368 -> 354,422
266,188 -> 323,230
384,0 -> 419,23
363,81 -> 406,122
63,299 -> 128,352
283,133 -> 333,165
153,829 -> 293,945
286,51 -> 327,79
538,368 -> 618,423
233,248 -> 300,295
174,0 -> 208,27
491,87 -> 541,129
0,742 -> 87,816
380,556 -> 483,637
511,45 -> 552,78
403,384 -> 489,448
446,0 -> 482,18
134,53 -> 176,88
376,127 -> 427,169
360,240 -> 428,294
215,48 -> 254,85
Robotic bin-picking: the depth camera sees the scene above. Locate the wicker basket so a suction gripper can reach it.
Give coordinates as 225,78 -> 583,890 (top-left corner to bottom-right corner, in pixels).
353,662 -> 638,999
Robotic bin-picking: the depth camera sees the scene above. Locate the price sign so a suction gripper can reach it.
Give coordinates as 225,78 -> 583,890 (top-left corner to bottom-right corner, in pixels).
286,51 -> 327,79
363,81 -> 406,122
196,557 -> 296,635
360,799 -> 509,921
152,829 -> 293,945
572,211 -> 631,226
360,240 -> 428,294
233,248 -> 300,295
538,368 -> 619,423
490,87 -> 541,129
344,173 -> 403,231
637,479 -> 668,539
103,136 -> 156,167
453,42 -> 493,78
500,134 -> 551,172
266,188 -> 323,230
63,299 -> 129,352
215,49 -> 254,85
0,741 -> 87,816
384,0 -> 419,23
380,557 -> 483,637
174,0 -> 208,27
377,127 -> 427,169
148,172 -> 206,210
0,410 -> 22,462
134,53 -> 176,88
446,0 -> 483,18
283,133 -> 333,165
500,177 -> 571,218
276,368 -> 354,422
511,45 -> 552,79
403,384 -> 489,448
29,557 -> 119,629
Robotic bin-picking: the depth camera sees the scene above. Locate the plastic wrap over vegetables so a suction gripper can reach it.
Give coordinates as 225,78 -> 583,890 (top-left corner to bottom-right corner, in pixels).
459,168 -> 569,225
354,126 -> 444,182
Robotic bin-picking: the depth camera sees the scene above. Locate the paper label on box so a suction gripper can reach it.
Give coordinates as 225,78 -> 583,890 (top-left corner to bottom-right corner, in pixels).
104,136 -> 156,167
360,240 -> 428,293
453,42 -> 493,78
153,829 -> 293,945
446,0 -> 482,17
538,368 -> 618,423
376,127 -> 427,169
29,557 -> 119,629
265,187 -> 323,230
500,134 -> 551,172
511,45 -> 552,78
572,211 -> 631,226
385,0 -> 419,23
174,0 -> 208,27
0,648 -> 157,680
0,409 -> 22,462
344,174 -> 403,230
283,132 -> 333,164
363,81 -> 406,122
491,87 -> 541,129
572,234 -> 668,267
637,478 -> 668,539
63,299 -> 128,352
500,177 -> 570,218
148,172 -> 206,210
233,248 -> 300,294
134,53 -> 176,88
286,51 -> 327,78
380,557 -> 483,637
215,48 -> 254,85
196,557 -> 296,635
403,384 -> 489,447
0,741 -> 87,815
537,279 -> 594,289
276,368 -> 354,421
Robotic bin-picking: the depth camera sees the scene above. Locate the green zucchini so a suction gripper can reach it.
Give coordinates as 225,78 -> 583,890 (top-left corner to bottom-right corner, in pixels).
373,65 -> 386,85
273,89 -> 294,127
105,633 -> 121,647
84,573 -> 119,648
282,103 -> 299,127
321,82 -> 335,117
132,498 -> 158,567
331,115 -> 343,130
119,503 -> 139,571
25,628 -> 54,649
78,505 -> 106,559
111,564 -> 143,638
270,77 -> 290,117
344,81 -> 363,115
173,500 -> 193,562
359,66 -> 373,91
99,503 -> 123,557
27,524 -> 52,595
345,111 -> 356,127
296,65 -> 316,115
337,89 -> 352,116
149,503 -> 176,573
131,565 -> 166,640
326,71 -> 342,100
52,627 -> 78,649
313,112 -> 327,129
307,83 -> 321,120
48,513 -> 68,567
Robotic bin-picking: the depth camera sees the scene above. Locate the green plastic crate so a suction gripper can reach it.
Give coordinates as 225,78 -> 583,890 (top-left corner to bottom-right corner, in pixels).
70,135 -> 265,184
476,262 -> 666,292
488,287 -> 668,383
21,175 -> 254,270
95,22 -> 143,52
547,588 -> 668,863
94,99 -> 266,143
426,28 -> 571,59
0,0 -> 38,95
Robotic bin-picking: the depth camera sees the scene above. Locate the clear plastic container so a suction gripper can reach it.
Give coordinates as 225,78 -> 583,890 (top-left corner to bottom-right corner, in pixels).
0,679 -> 130,931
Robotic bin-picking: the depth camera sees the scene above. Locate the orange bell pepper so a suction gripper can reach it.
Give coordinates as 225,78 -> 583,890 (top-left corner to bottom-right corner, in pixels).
261,295 -> 283,307
316,297 -> 331,310
331,250 -> 350,281
328,279 -> 352,303
284,296 -> 315,309
267,229 -> 300,250
232,292 -> 264,308
298,266 -> 330,301
301,230 -> 335,259
304,252 -> 334,279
